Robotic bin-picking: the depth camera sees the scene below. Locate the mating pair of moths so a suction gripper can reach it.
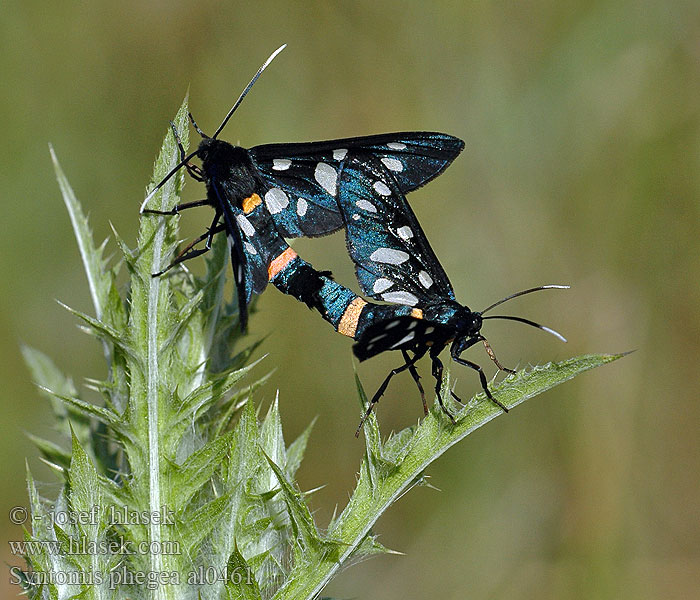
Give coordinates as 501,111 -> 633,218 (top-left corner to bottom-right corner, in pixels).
141,46 -> 567,434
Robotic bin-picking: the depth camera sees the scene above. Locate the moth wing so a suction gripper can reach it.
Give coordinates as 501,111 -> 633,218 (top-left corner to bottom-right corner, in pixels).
249,132 -> 464,238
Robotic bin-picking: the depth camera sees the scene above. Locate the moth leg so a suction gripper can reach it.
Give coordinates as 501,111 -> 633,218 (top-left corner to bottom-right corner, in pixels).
431,357 -> 456,424
142,198 -> 210,216
402,349 -> 428,415
152,212 -> 224,277
480,336 -> 516,374
355,351 -> 423,437
451,349 -> 509,413
170,120 -> 204,181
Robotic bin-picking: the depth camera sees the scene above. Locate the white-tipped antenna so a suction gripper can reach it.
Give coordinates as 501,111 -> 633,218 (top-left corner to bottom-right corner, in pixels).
480,284 -> 569,315
212,44 -> 287,139
481,315 -> 567,342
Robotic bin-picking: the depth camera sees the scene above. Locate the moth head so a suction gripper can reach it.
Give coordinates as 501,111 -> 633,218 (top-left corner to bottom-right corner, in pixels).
451,306 -> 484,355
196,138 -> 247,170
140,45 -> 286,212
453,306 -> 483,340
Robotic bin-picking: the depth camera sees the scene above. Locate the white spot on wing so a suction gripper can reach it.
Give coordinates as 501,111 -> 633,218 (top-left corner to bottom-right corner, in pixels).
385,320 -> 401,329
396,226 -> 413,240
244,242 -> 257,255
381,157 -> 404,172
382,291 -> 419,306
297,197 -> 308,216
419,270 -> 433,289
264,188 -> 289,214
373,181 -> 391,196
424,326 -> 434,335
236,214 -> 255,237
314,162 -> 337,196
387,142 -> 407,150
390,331 -> 415,349
370,248 -> 409,265
333,148 -> 348,160
352,214 -> 360,220
373,278 -> 393,293
272,158 -> 291,170
356,199 -> 377,213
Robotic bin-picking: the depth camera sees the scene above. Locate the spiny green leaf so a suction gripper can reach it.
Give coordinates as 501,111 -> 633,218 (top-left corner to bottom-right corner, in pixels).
59,302 -> 138,366
38,386 -> 118,425
273,353 -> 624,600
176,359 -> 261,428
21,346 -> 77,398
285,417 -> 316,478
263,452 -> 327,562
50,145 -> 111,322
260,395 -> 285,468
180,493 -> 233,555
26,434 -> 72,472
161,289 -> 205,353
171,432 -> 235,507
225,544 -> 263,600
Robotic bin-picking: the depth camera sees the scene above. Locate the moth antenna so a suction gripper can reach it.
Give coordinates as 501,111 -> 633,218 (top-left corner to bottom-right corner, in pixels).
480,284 -> 569,314
188,112 -> 208,138
212,44 -> 287,140
482,315 -> 567,342
139,149 -> 199,213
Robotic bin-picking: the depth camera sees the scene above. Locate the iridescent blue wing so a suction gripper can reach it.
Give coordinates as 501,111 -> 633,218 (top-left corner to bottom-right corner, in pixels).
337,154 -> 455,306
248,132 -> 464,238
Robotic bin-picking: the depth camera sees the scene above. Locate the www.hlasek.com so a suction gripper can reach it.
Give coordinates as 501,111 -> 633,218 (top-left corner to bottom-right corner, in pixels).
9,535 -> 181,557
9,566 -> 255,590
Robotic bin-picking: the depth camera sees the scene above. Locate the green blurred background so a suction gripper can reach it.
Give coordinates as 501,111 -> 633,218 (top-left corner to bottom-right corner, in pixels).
2,1 -> 699,598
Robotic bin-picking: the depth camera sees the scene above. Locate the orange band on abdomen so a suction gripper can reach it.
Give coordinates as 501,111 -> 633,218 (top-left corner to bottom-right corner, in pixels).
267,247 -> 298,280
337,297 -> 368,338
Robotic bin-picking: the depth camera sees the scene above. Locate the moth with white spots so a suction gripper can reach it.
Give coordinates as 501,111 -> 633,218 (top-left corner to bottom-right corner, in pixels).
140,45 -> 466,332
333,153 -> 568,433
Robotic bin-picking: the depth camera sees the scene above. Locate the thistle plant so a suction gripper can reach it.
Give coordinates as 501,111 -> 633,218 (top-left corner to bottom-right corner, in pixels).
17,99 -> 621,600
